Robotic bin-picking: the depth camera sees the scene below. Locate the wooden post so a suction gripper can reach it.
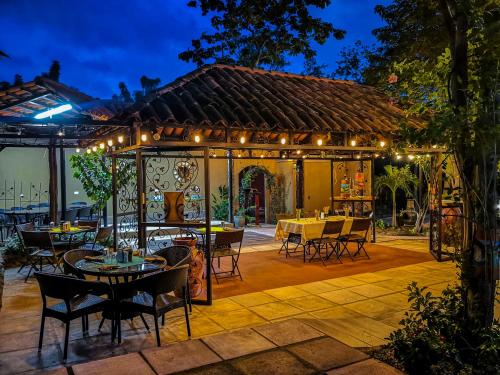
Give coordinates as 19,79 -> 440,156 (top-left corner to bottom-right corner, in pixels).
59,146 -> 66,220
295,159 -> 304,209
48,145 -> 58,223
330,159 -> 334,213
136,150 -> 145,248
112,156 -> 117,250
227,150 -> 234,223
204,147 -> 212,305
371,156 -> 376,242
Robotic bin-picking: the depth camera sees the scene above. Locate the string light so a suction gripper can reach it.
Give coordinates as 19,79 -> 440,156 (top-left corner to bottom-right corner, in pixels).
396,155 -> 402,160
75,148 -> 80,153
194,135 -> 201,143
280,137 -> 286,145
374,153 -> 379,158
350,139 -> 357,147
92,146 -> 97,152
99,142 -> 105,149
317,139 -> 323,146
379,140 -> 386,147
107,139 -> 113,147
408,154 -> 415,160
141,133 -> 148,142
86,149 -> 91,154
57,130 -> 64,137
432,144 -> 437,149
260,153 -> 264,158
240,136 -> 246,144
296,149 -> 301,155
117,135 -> 124,143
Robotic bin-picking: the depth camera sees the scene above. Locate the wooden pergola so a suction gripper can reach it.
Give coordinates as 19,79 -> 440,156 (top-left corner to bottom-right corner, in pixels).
0,77 -> 128,222
90,64 -> 444,305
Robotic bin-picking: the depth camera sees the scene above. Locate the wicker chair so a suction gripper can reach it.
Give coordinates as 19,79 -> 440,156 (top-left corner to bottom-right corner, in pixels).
63,249 -> 104,279
34,272 -> 111,361
115,266 -> 191,346
14,222 -> 34,274
211,229 -> 244,283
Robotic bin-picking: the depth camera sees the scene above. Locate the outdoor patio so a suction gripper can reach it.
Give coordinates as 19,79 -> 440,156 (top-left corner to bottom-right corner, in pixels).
0,236 -> 467,374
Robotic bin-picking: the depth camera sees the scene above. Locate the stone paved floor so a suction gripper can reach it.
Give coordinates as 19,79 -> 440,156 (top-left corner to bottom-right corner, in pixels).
0,251 -> 465,373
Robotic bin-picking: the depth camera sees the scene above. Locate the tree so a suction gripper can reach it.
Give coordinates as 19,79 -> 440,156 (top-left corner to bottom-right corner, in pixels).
139,75 -> 161,95
301,57 -> 329,78
13,74 -> 23,86
332,40 -> 373,83
179,0 -> 345,69
0,50 -> 8,59
375,165 -> 418,227
47,60 -> 60,81
118,82 -> 133,103
368,0 -> 499,329
69,149 -> 134,211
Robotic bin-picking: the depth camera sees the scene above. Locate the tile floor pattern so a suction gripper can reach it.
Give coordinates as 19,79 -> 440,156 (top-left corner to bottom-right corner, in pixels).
3,238 -> 498,374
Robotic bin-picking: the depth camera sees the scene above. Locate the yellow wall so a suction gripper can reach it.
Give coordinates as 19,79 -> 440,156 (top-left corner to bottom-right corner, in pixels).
304,160 -> 332,213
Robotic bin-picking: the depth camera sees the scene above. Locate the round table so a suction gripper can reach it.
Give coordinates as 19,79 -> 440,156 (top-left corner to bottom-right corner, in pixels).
74,255 -> 166,283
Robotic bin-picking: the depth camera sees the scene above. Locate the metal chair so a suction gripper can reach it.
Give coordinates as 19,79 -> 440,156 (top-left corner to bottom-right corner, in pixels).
115,266 -> 191,346
211,229 -> 244,283
34,272 -> 111,361
20,230 -> 64,281
279,232 -> 309,261
15,222 -> 34,274
309,220 -> 345,266
339,218 -> 372,260
79,226 -> 113,251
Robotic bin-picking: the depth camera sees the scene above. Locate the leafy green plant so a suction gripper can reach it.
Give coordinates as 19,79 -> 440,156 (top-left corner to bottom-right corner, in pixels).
375,165 -> 418,227
70,149 -> 135,210
384,282 -> 499,375
1,236 -> 23,257
212,185 -> 229,221
375,219 -> 387,230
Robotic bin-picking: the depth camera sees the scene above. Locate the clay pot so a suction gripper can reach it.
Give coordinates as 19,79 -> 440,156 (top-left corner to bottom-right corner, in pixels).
172,237 -> 204,298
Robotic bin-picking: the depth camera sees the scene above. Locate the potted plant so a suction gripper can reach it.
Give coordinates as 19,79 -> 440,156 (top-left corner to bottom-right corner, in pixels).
233,207 -> 246,227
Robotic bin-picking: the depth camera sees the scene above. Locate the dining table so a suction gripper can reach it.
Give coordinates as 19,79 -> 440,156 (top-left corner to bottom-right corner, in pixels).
74,254 -> 167,283
274,216 -> 354,244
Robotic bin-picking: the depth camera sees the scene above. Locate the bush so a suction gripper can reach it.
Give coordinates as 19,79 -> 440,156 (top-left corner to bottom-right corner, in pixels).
383,282 -> 499,375
212,185 -> 229,221
0,235 -> 26,267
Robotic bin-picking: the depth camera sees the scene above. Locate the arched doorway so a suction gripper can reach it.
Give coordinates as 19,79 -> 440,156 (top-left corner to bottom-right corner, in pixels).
239,166 -> 266,224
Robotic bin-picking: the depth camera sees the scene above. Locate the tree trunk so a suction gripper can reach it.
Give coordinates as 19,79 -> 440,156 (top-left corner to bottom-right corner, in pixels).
439,0 -> 496,328
392,190 -> 397,227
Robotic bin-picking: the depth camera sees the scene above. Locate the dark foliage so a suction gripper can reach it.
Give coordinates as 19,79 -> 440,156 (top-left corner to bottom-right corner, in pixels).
180,0 -> 344,69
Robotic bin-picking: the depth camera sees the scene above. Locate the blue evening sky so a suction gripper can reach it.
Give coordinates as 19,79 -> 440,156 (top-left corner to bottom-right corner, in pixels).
0,0 -> 390,98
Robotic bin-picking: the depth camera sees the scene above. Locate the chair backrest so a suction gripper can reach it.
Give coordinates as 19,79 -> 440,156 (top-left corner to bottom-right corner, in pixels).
35,271 -> 110,305
15,222 -> 34,238
214,229 -> 244,248
77,219 -> 99,229
63,249 -> 103,278
322,220 -> 344,237
155,245 -> 191,268
77,206 -> 92,219
349,218 -> 372,238
64,209 -> 79,224
21,230 -> 53,249
95,226 -> 113,242
127,266 -> 189,299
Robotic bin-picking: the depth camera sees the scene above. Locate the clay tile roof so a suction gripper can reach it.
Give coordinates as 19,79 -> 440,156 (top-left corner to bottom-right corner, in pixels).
135,64 -> 425,136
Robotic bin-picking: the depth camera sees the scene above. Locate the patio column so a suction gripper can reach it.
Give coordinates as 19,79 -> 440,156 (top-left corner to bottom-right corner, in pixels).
296,159 -> 304,209
48,145 -> 58,223
59,146 -> 67,220
227,150 -> 234,223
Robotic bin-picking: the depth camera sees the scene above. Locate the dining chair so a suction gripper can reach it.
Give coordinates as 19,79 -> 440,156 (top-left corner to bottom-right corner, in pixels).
14,222 -> 34,273
309,220 -> 345,266
64,208 -> 79,225
115,266 -> 191,346
339,218 -> 372,260
154,245 -> 193,312
79,226 -> 113,251
211,229 -> 244,284
63,249 -> 104,279
77,206 -> 92,220
34,272 -> 111,361
20,230 -> 64,281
